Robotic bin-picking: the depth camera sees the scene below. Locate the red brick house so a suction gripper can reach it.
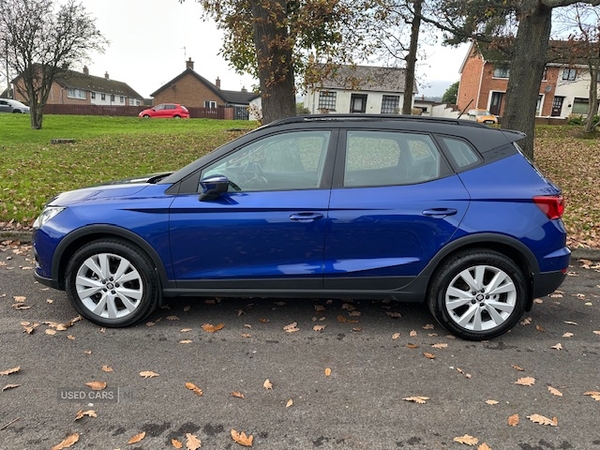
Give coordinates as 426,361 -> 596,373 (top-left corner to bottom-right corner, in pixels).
150,58 -> 260,120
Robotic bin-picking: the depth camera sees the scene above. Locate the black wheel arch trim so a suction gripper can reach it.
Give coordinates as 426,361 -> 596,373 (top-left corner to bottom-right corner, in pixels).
51,225 -> 170,290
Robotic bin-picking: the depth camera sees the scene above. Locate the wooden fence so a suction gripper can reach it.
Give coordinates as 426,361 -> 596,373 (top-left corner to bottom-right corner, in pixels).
42,104 -> 238,120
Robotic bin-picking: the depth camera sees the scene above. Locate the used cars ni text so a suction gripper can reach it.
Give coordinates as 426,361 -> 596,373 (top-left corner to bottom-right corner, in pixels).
32,115 -> 569,340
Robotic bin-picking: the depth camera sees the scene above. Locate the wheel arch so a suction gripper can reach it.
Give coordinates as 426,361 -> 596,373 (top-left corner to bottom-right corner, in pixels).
422,234 -> 538,310
52,225 -> 170,291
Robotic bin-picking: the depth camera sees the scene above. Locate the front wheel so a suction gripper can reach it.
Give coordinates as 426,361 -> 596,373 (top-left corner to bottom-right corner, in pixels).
65,239 -> 160,327
428,250 -> 528,340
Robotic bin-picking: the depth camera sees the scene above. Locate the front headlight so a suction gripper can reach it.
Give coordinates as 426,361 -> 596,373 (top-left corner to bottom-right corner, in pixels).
33,206 -> 66,229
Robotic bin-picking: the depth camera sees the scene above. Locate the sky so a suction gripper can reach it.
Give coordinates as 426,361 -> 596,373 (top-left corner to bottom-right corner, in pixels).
73,0 -> 468,99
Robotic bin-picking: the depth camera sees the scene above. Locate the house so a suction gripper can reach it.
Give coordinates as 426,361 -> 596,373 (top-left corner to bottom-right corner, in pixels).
303,65 -> 413,115
12,65 -> 143,106
150,58 -> 260,120
457,41 -> 599,119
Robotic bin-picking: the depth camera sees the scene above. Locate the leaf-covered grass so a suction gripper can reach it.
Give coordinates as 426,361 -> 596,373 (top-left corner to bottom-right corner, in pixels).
1,116 -> 599,248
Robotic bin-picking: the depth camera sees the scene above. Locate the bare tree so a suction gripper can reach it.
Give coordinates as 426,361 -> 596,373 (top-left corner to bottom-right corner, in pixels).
0,0 -> 106,129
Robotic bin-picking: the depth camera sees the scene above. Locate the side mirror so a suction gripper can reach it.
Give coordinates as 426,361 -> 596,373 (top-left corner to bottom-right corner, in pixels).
199,175 -> 229,200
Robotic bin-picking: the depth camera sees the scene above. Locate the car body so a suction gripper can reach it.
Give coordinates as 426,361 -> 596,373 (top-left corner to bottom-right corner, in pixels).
32,115 -> 569,340
139,103 -> 189,119
0,98 -> 30,113
467,109 -> 498,124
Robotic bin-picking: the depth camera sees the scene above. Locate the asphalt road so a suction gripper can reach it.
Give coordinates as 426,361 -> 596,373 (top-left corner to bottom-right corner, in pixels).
1,240 -> 599,450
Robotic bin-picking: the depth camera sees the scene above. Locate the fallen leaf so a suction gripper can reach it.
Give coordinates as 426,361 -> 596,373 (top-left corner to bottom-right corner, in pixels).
336,315 -> 358,324
508,413 -> 519,426
422,324 -> 435,330
139,370 -> 159,378
453,434 -> 478,445
431,343 -> 448,349
325,368 -> 332,377
85,381 -> 107,391
520,317 -> 532,326
593,331 -> 600,336
409,330 -> 417,337
352,326 -> 362,332
51,433 -> 80,450
386,311 -> 402,318
172,438 -> 183,449
533,298 -> 544,304
166,315 -> 179,321
286,398 -> 293,408
584,391 -> 600,401
67,335 -> 75,340
241,333 -> 251,338
314,305 -> 326,312
456,367 -> 472,378
313,325 -> 326,332
0,366 -> 20,376
341,302 -> 355,310
423,352 -> 435,359
564,321 -> 578,325
535,325 -> 545,332
259,318 -> 269,323
2,384 -> 20,391
511,364 -> 525,371
406,343 -> 418,349
232,391 -> 245,399
180,339 -> 193,344
562,332 -> 574,338
283,322 -> 300,332
75,409 -> 97,420
83,350 -> 92,355
548,386 -> 563,397
348,310 -> 361,317
101,365 -> 113,373
231,429 -> 253,447
202,323 -> 224,333
183,305 -> 191,312
485,400 -> 499,405
263,379 -> 273,390
527,414 -> 558,427
45,329 -> 57,336
180,328 -> 193,333
403,396 -> 429,404
478,444 -> 492,450
392,333 -> 401,340
551,343 -> 563,350
13,295 -> 26,302
185,433 -> 202,450
515,377 -> 536,386
128,431 -> 146,444
185,382 -> 203,396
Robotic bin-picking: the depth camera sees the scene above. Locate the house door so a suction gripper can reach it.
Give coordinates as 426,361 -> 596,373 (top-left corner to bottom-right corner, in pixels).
551,96 -> 564,117
489,92 -> 504,116
350,94 -> 368,113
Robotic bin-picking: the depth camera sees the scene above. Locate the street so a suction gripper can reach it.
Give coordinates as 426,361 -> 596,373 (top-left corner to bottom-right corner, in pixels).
1,240 -> 599,449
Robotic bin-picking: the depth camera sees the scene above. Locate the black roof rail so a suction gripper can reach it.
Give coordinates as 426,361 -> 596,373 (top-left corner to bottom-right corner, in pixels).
264,114 -> 491,129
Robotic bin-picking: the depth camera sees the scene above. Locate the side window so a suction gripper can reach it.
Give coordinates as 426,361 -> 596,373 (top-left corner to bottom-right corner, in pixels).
343,131 -> 443,187
201,131 -> 331,192
441,137 -> 480,169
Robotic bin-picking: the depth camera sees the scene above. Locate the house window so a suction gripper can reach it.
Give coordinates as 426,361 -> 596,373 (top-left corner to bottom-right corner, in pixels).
67,88 -> 86,99
536,95 -> 543,116
381,95 -> 400,114
204,100 -> 217,109
110,94 -> 115,102
91,92 -> 96,100
572,97 -> 589,114
562,68 -> 577,81
120,96 -> 124,103
493,65 -> 510,79
318,91 -> 336,111
101,93 -> 106,101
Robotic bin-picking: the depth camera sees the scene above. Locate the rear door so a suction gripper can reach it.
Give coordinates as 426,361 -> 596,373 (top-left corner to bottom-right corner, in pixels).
324,129 -> 470,290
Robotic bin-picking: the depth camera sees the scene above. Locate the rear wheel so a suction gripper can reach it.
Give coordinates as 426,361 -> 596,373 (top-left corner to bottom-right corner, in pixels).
428,250 -> 528,340
142,114 -> 150,118
65,239 -> 159,327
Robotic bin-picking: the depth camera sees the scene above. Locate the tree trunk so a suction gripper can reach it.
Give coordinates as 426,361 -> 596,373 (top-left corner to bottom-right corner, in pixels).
251,0 -> 296,124
502,1 -> 553,161
402,0 -> 422,114
584,62 -> 599,133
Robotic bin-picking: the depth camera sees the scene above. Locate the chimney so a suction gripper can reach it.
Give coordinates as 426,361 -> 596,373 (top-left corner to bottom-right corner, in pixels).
83,66 -> 89,76
105,72 -> 109,80
186,57 -> 194,70
215,77 -> 221,89
241,86 -> 247,92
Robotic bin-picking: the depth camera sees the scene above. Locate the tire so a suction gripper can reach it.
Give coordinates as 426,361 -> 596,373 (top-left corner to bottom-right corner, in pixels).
173,115 -> 181,119
65,239 -> 160,327
143,114 -> 150,118
428,250 -> 528,340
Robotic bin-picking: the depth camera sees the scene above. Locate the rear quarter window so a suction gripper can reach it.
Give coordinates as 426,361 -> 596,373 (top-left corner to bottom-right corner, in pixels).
440,136 -> 481,169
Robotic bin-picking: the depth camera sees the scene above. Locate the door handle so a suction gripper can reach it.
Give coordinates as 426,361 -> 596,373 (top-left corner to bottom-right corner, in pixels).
422,208 -> 458,218
289,212 -> 324,223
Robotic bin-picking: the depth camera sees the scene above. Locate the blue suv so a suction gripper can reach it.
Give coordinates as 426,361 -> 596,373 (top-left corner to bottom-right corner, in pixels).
32,115 -> 569,340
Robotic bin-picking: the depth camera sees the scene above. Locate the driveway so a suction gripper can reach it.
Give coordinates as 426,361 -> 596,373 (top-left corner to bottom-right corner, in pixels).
1,240 -> 599,449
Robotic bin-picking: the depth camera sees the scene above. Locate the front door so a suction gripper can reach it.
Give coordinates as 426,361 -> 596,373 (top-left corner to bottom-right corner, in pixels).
489,92 -> 504,116
350,94 -> 368,113
551,96 -> 564,116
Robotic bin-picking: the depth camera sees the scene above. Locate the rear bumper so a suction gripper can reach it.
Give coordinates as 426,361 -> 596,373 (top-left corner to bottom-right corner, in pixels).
34,270 -> 61,290
532,270 -> 567,299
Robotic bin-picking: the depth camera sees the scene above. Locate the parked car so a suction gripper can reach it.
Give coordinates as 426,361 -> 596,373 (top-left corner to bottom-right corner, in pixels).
32,115 -> 569,340
467,109 -> 498,124
0,98 -> 30,114
139,103 -> 189,119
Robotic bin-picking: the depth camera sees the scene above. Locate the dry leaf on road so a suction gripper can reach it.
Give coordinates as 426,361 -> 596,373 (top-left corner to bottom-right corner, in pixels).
478,443 -> 492,450
584,391 -> 600,401
286,398 -> 293,408
127,431 -> 146,444
527,414 -> 558,427
403,396 -> 429,404
485,400 -> 499,405
139,370 -> 159,378
515,377 -> 535,386
101,365 -> 113,373
185,433 -> 201,450
431,343 -> 448,349
325,368 -> 332,377
231,429 -> 253,447
263,379 -> 273,390
511,364 -> 525,371
185,382 -> 204,396
172,438 -> 183,448
548,386 -> 563,397
551,343 -> 563,350
232,391 -> 245,399
85,381 -> 106,391
75,410 -> 97,420
283,322 -> 300,332
453,434 -> 478,445
508,414 -> 519,426
423,352 -> 435,359
313,325 -> 326,332
202,323 -> 224,333
0,366 -> 20,376
51,433 -> 80,450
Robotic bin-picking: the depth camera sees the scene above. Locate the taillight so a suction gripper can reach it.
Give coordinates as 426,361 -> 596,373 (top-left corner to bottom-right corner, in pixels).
533,195 -> 564,220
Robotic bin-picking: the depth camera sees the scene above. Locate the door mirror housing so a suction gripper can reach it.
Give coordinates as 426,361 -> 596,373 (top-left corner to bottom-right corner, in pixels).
199,175 -> 229,200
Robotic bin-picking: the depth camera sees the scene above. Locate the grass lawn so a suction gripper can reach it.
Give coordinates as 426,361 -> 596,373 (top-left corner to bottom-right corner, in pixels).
1,114 -> 599,248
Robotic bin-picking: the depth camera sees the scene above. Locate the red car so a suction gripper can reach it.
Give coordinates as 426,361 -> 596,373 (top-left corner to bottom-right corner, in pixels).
139,103 -> 189,118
